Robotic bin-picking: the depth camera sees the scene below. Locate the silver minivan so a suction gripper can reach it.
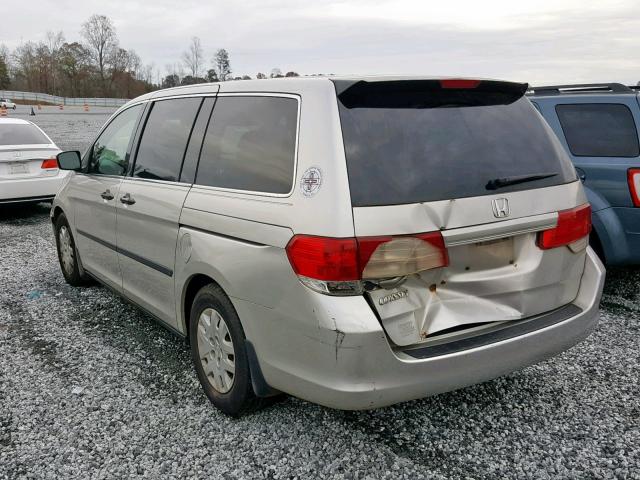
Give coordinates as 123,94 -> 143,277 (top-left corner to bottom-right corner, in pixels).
52,77 -> 605,416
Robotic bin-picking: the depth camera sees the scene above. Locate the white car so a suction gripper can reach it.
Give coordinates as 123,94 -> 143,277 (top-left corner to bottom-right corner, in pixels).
0,118 -> 66,204
0,98 -> 16,110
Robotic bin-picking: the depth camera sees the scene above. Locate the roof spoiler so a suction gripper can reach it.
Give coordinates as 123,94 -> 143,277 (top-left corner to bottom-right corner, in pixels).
333,79 -> 529,109
527,83 -> 634,96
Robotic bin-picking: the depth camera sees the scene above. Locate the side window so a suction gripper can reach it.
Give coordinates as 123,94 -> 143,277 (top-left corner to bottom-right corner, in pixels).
180,97 -> 216,184
133,97 -> 202,182
196,96 -> 298,194
556,103 -> 640,157
87,104 -> 143,175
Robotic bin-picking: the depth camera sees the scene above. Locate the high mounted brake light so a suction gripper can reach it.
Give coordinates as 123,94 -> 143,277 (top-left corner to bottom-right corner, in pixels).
286,232 -> 449,295
537,204 -> 591,252
628,169 -> 640,207
439,79 -> 481,89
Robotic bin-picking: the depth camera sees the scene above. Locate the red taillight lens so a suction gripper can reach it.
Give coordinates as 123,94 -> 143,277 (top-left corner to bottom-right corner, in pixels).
285,236 -> 359,281
285,232 -> 448,283
628,168 -> 640,207
537,204 -> 592,250
41,158 -> 58,169
439,79 -> 481,89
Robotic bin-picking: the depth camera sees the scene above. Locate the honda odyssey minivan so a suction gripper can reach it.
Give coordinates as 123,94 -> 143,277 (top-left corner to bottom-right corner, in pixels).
51,77 -> 605,416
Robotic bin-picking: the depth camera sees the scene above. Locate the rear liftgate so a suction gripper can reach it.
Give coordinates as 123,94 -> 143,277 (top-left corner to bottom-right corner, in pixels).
286,77 -> 592,347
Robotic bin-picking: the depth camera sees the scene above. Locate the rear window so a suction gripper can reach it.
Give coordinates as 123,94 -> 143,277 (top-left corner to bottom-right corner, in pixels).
556,103 -> 639,158
0,123 -> 50,146
335,81 -> 577,207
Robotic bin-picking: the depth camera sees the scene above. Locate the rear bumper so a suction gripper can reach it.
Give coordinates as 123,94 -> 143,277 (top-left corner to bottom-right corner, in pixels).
250,247 -> 604,410
0,174 -> 67,203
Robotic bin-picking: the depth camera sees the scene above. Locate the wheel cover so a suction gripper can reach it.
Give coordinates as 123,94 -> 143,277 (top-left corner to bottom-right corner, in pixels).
58,226 -> 75,275
197,307 -> 236,393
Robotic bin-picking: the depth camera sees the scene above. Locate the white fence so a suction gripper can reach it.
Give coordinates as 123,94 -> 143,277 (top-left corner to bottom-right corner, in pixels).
0,90 -> 128,107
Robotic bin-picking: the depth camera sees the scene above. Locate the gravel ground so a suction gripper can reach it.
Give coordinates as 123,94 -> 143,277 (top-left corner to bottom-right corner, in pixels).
1,113 -> 639,479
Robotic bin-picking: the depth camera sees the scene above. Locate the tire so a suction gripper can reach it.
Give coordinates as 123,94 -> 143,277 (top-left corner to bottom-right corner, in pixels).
54,213 -> 92,286
189,283 -> 265,416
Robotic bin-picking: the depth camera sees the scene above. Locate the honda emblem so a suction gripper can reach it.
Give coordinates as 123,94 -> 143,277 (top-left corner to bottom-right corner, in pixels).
491,198 -> 510,218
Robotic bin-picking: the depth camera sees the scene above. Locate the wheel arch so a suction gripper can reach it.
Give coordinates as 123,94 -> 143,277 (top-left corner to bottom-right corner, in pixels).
181,272 -> 279,398
181,273 -> 226,341
51,205 -> 65,225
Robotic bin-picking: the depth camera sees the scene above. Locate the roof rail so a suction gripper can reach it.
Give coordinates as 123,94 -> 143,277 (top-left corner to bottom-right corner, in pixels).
527,83 -> 634,96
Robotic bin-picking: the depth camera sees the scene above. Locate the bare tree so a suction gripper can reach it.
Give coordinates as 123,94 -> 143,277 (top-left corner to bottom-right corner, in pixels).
213,49 -> 231,81
81,14 -> 117,95
182,37 -> 204,79
45,31 -> 64,94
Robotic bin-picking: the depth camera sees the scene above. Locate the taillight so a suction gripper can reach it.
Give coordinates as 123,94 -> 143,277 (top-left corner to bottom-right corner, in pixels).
286,232 -> 448,295
285,236 -> 359,281
439,79 -> 481,89
628,169 -> 640,207
537,204 -> 591,252
41,158 -> 58,169
357,232 -> 448,279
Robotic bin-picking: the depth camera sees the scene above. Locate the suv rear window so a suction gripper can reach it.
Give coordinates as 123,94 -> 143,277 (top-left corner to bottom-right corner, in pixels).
0,123 -> 50,146
335,80 -> 577,207
556,103 -> 639,158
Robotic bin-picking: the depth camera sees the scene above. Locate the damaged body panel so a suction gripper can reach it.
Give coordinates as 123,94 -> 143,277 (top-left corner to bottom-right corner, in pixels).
355,182 -> 589,346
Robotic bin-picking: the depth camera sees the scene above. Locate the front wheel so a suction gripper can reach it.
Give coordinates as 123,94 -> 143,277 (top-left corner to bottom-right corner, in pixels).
54,213 -> 92,286
189,284 -> 265,416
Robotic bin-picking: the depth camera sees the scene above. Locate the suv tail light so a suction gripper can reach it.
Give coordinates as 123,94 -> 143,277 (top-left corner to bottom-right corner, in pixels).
537,204 -> 591,252
628,168 -> 640,207
41,158 -> 58,169
286,232 -> 448,296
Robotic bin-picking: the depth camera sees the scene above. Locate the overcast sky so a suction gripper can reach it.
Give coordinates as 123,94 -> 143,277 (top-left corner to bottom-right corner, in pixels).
3,0 -> 639,85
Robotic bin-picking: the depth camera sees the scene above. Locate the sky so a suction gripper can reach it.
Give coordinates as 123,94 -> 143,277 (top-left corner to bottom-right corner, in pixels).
2,0 -> 639,85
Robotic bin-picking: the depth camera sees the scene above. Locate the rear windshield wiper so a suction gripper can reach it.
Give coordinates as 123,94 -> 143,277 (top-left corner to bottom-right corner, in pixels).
485,173 -> 558,191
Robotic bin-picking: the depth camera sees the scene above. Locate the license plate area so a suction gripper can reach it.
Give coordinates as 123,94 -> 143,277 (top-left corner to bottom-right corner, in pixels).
450,236 -> 515,272
9,162 -> 30,175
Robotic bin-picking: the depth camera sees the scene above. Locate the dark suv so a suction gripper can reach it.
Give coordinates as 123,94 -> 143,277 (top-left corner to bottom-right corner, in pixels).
528,83 -> 640,265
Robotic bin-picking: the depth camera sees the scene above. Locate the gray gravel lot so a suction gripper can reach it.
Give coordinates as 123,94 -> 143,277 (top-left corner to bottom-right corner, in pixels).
1,112 -> 639,479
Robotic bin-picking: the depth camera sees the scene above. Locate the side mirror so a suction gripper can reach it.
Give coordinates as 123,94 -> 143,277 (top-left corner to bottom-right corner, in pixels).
57,151 -> 82,171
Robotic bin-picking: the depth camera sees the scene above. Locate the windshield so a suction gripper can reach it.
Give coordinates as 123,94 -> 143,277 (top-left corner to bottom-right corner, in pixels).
335,81 -> 577,207
0,123 -> 50,146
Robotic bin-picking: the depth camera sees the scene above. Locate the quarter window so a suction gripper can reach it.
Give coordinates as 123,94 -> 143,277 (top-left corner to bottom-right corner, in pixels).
87,104 -> 143,176
196,96 -> 298,194
556,104 -> 639,157
133,98 -> 202,181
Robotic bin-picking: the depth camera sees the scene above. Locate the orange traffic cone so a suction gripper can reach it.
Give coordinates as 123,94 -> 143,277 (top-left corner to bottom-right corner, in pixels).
83,103 -> 89,112
59,104 -> 64,110
0,106 -> 7,117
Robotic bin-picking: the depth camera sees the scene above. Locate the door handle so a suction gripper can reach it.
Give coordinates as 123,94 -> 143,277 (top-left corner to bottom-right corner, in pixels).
119,193 -> 136,205
100,190 -> 114,200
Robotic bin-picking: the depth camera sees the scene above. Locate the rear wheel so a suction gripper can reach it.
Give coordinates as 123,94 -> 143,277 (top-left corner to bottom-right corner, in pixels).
189,284 -> 264,416
54,213 -> 92,286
